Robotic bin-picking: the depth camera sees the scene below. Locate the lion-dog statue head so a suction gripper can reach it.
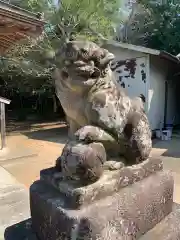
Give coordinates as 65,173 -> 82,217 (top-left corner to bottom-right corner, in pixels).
54,40 -> 115,93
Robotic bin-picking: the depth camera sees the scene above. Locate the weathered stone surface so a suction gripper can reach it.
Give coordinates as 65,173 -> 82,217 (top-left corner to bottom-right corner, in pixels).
56,140 -> 107,184
30,170 -> 173,240
140,203 -> 180,240
41,157 -> 163,208
54,40 -> 152,166
5,204 -> 180,240
4,219 -> 37,240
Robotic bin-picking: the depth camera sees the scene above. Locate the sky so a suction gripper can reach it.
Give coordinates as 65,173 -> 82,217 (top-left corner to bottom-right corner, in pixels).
53,0 -> 59,6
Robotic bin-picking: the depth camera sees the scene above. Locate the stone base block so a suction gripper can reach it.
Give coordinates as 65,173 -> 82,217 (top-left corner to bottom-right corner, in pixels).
5,204 -> 180,240
30,171 -> 173,240
140,203 -> 180,240
40,157 -> 163,209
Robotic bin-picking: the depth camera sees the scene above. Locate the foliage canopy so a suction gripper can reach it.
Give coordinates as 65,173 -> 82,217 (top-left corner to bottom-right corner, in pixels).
0,0 -> 121,93
119,0 -> 180,55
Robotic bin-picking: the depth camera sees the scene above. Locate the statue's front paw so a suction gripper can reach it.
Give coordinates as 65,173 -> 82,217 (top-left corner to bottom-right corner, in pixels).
75,126 -> 95,143
104,159 -> 125,171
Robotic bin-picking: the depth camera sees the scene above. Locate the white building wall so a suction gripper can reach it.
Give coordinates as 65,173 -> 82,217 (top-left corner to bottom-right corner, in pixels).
148,57 -> 165,130
104,43 -> 149,100
148,56 -> 176,130
111,56 -> 148,109
103,44 -> 176,130
104,44 -> 150,120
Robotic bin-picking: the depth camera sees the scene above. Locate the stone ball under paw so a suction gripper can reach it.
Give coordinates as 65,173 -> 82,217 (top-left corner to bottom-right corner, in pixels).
56,141 -> 107,184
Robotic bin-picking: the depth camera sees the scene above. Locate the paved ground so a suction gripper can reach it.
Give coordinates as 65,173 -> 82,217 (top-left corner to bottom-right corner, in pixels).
1,121 -> 67,188
151,135 -> 180,203
1,120 -> 180,239
0,166 -> 30,240
2,121 -> 180,194
0,121 -> 67,239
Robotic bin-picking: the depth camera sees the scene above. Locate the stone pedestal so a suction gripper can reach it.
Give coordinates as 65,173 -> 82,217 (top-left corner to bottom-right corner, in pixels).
30,157 -> 180,239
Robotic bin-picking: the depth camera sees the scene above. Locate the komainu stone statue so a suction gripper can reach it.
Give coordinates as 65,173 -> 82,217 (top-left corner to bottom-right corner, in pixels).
53,40 -> 152,182
29,40 -> 179,240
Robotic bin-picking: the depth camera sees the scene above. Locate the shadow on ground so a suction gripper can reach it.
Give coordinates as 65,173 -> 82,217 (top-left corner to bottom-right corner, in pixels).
4,219 -> 36,240
24,125 -> 68,144
7,121 -> 61,134
152,135 -> 180,158
162,150 -> 180,158
7,118 -> 67,134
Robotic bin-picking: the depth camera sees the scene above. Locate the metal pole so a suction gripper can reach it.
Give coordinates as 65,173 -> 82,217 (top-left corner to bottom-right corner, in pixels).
1,102 -> 6,149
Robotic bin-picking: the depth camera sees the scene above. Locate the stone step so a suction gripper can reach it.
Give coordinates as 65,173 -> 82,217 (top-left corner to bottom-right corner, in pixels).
140,203 -> 180,240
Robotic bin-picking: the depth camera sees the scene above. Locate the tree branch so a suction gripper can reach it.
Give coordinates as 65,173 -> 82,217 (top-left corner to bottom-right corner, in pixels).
88,25 -> 107,41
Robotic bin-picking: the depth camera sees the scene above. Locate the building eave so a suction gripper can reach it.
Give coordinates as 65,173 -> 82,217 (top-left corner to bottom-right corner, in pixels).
0,0 -> 47,53
0,0 -> 47,23
159,51 -> 180,64
105,40 -> 161,56
105,40 -> 180,65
